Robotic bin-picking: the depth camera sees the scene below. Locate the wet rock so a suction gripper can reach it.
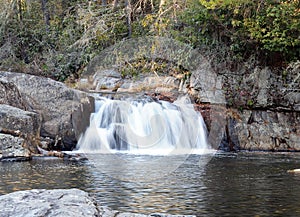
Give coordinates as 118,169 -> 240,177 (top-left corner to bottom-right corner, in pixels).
146,92 -> 179,103
0,72 -> 95,150
287,169 -> 300,174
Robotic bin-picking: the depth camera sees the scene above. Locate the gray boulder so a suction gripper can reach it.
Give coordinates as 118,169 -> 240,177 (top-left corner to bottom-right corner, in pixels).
0,189 -> 196,217
0,189 -> 98,217
0,72 -> 95,150
0,104 -> 40,137
0,79 -> 28,110
0,104 -> 41,160
0,134 -> 31,160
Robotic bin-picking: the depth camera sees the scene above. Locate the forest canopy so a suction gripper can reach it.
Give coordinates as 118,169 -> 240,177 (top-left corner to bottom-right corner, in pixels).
0,0 -> 299,81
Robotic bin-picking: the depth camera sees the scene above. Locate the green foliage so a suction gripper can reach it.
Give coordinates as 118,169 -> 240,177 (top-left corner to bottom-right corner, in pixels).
194,0 -> 300,63
119,57 -> 188,78
0,0 -> 133,80
0,0 -> 299,82
244,1 -> 300,57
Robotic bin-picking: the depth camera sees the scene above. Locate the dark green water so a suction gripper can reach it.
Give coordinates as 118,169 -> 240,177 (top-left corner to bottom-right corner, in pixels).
1,152 -> 300,216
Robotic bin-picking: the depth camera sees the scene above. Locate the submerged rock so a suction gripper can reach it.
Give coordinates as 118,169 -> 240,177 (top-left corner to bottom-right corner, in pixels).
0,189 -> 196,217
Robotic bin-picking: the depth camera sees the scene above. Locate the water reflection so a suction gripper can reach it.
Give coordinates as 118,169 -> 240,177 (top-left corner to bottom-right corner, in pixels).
203,152 -> 300,217
0,158 -> 92,195
1,152 -> 300,216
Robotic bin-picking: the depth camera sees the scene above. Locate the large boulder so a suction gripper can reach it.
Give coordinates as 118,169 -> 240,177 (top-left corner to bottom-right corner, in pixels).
0,189 -> 196,217
0,189 -> 99,217
0,72 -> 95,150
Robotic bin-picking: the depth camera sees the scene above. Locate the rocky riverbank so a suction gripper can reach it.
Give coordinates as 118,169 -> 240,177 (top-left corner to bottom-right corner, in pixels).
0,71 -> 94,161
0,59 -> 299,158
0,189 -> 194,217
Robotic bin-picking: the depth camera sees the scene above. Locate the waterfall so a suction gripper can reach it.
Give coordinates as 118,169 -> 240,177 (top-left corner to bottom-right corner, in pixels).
76,96 -> 209,155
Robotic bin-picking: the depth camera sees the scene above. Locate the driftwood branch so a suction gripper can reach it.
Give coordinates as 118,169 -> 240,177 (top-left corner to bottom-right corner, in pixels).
0,128 -> 22,137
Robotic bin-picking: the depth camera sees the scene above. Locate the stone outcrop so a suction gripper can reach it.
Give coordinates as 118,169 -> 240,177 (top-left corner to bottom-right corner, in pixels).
77,59 -> 300,151
0,134 -> 31,160
222,63 -> 300,111
0,104 -> 41,137
212,63 -> 300,151
0,189 -> 195,217
0,79 -> 28,110
235,110 -> 300,151
78,69 -> 181,96
0,71 -> 95,159
0,104 -> 41,160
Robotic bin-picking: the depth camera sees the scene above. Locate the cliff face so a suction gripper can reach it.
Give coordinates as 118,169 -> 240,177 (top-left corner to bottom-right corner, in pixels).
191,61 -> 300,151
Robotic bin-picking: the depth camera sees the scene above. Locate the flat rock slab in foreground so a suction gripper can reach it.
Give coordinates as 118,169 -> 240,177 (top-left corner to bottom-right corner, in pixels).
0,189 -> 195,217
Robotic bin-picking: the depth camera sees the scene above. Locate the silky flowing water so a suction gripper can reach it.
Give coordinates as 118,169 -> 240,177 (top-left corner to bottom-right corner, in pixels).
1,97 -> 299,216
1,152 -> 300,216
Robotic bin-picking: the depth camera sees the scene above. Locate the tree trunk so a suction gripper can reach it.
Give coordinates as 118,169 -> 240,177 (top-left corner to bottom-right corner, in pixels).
41,0 -> 50,32
18,0 -> 22,21
125,0 -> 132,38
113,0 -> 119,10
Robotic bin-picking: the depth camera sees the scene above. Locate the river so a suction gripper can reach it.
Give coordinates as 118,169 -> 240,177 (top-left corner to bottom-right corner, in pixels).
1,152 -> 300,216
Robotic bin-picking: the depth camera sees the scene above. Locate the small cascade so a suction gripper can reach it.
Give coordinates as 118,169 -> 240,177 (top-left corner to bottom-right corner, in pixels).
77,96 -> 209,155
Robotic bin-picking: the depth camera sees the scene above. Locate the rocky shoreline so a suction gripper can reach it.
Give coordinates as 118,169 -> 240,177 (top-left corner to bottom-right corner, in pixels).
0,189 -> 194,217
0,63 -> 299,161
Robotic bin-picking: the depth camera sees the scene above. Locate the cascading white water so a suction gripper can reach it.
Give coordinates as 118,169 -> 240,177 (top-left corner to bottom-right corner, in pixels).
76,96 -> 209,155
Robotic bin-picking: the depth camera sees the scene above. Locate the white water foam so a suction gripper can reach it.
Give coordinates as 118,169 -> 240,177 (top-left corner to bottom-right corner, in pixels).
76,96 -> 211,156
